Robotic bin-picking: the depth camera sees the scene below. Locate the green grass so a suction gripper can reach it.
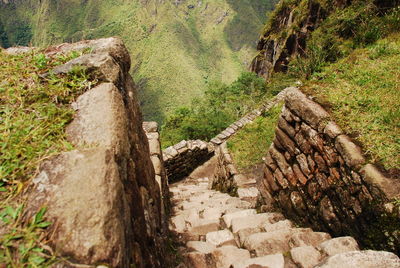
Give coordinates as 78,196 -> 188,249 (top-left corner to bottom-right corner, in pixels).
0,50 -> 92,187
227,102 -> 283,171
0,49 -> 94,266
303,34 -> 400,169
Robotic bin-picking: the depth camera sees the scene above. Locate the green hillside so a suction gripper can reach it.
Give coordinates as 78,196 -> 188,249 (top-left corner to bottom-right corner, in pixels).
0,0 -> 277,123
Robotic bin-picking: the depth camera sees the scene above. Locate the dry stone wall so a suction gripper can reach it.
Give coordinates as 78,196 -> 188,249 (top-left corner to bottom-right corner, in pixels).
18,38 -> 170,267
163,140 -> 214,183
143,121 -> 171,227
259,87 -> 400,254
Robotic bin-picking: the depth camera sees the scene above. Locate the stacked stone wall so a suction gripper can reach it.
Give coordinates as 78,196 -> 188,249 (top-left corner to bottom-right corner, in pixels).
143,121 -> 171,226
259,87 -> 400,253
163,140 -> 214,183
212,143 -> 240,195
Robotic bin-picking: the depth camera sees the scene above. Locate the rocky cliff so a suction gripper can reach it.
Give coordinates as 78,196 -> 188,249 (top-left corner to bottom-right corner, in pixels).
251,0 -> 400,79
7,38 -> 170,267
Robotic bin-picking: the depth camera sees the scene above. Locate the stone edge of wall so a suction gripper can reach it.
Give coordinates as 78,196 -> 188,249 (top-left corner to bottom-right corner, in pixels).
260,87 -> 400,253
15,38 -> 169,267
143,121 -> 171,226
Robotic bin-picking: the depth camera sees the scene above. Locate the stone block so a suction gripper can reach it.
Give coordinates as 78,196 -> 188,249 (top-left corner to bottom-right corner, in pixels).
335,135 -> 365,169
293,164 -> 308,185
278,117 -> 297,138
318,237 -> 359,256
323,121 -> 343,139
290,231 -> 331,248
263,220 -> 294,233
316,250 -> 400,268
290,246 -> 322,268
285,88 -> 330,130
360,164 -> 400,199
222,209 -> 257,228
186,241 -> 216,254
206,229 -> 236,247
233,254 -> 285,268
210,246 -> 250,268
244,229 -> 302,256
275,128 -> 297,156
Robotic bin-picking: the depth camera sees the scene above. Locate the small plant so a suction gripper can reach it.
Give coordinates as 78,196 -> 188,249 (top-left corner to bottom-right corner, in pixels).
34,53 -> 48,70
0,205 -> 56,267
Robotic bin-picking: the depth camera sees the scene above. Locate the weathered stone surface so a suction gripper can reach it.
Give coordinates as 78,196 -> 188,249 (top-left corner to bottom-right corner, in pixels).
278,117 -> 296,138
53,53 -> 122,84
231,213 -> 284,233
290,231 -> 331,248
285,88 -> 330,130
189,220 -> 220,236
25,38 -> 168,267
293,164 -> 308,185
265,167 -> 281,192
222,209 -> 257,228
233,254 -> 285,268
237,227 -> 263,246
360,164 -> 400,199
270,146 -> 296,186
290,246 -> 321,268
316,250 -> 400,268
184,252 -> 215,268
318,237 -> 359,256
264,219 -> 293,233
210,246 -> 250,268
206,230 -> 236,247
186,241 -> 216,254
335,135 -> 365,169
28,149 -> 130,266
296,154 -> 311,177
243,229 -> 298,256
324,121 -> 342,139
276,127 -> 297,156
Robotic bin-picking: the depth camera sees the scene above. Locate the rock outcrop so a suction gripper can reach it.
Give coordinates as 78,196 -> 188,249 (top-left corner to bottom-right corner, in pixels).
18,38 -> 170,267
250,0 -> 348,79
258,87 -> 400,254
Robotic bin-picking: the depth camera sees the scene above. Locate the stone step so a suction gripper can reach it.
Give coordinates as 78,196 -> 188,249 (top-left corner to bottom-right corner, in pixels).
222,209 -> 257,228
205,229 -> 236,247
186,241 -> 216,254
231,212 -> 284,233
232,253 -> 285,268
210,246 -> 251,268
188,219 -> 220,236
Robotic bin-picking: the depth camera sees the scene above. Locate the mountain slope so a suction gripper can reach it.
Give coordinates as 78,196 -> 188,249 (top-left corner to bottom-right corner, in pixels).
0,0 -> 277,122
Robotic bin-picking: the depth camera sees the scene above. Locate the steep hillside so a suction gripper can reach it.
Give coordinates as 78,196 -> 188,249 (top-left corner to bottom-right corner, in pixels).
0,0 -> 277,122
251,0 -> 400,79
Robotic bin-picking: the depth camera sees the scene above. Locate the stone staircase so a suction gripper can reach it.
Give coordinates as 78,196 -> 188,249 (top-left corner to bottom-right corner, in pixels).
169,165 -> 400,268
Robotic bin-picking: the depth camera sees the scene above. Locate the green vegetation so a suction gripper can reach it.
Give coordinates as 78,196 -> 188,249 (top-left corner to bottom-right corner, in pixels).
0,0 -> 277,123
227,103 -> 283,170
303,34 -> 400,169
0,49 -> 94,266
290,1 -> 400,78
160,72 -> 295,148
0,206 -> 56,267
228,1 -> 399,171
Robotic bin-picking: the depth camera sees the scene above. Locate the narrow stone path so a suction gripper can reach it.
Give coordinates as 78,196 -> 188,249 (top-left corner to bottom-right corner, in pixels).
169,162 -> 400,268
